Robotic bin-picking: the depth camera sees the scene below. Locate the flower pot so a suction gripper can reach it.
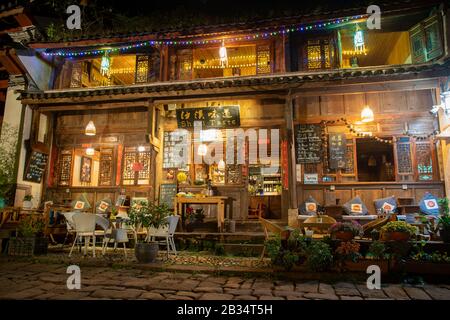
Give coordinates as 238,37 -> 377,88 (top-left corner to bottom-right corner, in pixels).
22,200 -> 32,209
334,231 -> 354,241
8,237 -> 35,256
384,231 -> 411,241
135,242 -> 159,263
440,228 -> 450,243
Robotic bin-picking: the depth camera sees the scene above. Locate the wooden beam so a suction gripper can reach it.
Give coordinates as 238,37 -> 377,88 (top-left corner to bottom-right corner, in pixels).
0,80 -> 8,89
285,90 -> 297,210
35,100 -> 148,112
0,7 -> 24,19
0,50 -> 23,74
14,13 -> 33,27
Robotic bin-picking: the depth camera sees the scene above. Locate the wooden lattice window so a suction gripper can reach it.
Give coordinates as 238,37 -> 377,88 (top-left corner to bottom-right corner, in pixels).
303,38 -> 334,70
396,137 -> 413,176
122,146 -> 152,185
415,142 -> 434,181
58,150 -> 73,186
70,61 -> 82,88
177,50 -> 193,80
256,45 -> 271,74
98,148 -> 114,186
135,55 -> 150,83
343,140 -> 356,175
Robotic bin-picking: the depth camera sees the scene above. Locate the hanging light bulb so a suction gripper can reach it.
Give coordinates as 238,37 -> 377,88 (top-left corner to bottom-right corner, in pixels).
197,144 -> 208,156
218,159 -> 226,171
219,40 -> 228,67
100,51 -> 111,77
361,106 -> 374,123
85,120 -> 96,136
86,147 -> 95,156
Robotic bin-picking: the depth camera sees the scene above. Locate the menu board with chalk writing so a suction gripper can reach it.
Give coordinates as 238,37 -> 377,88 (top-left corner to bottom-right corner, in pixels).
295,124 -> 323,164
24,151 -> 49,183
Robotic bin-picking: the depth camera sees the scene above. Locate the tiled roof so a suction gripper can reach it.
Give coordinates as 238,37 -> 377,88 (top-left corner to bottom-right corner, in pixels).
20,59 -> 450,103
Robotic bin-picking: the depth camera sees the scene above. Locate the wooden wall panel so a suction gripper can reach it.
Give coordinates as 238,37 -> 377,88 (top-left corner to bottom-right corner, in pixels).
406,89 -> 433,112
381,91 -> 407,113
344,94 -> 365,115
320,95 -> 344,115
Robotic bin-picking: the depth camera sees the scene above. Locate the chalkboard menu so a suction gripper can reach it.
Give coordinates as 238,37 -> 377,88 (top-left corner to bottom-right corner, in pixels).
163,131 -> 189,169
328,133 -> 346,169
24,151 -> 49,183
295,124 -> 323,164
159,183 -> 177,209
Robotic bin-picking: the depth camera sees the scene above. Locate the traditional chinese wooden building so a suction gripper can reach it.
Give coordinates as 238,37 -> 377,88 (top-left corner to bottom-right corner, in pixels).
7,0 -> 450,231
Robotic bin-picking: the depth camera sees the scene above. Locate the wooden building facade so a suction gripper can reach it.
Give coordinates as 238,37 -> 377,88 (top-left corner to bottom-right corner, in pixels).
15,2 -> 450,223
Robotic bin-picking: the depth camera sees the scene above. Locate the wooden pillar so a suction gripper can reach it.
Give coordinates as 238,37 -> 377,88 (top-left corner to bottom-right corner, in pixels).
284,90 -> 299,226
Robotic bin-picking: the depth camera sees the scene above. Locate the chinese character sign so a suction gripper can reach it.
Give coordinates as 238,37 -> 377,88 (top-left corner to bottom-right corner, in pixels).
176,106 -> 240,129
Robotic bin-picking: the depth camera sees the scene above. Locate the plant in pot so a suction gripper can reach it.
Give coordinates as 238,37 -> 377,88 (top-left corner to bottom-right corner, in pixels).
22,194 -> 33,209
9,216 -> 47,256
381,221 -> 418,241
305,241 -> 333,272
329,221 -> 363,241
128,200 -> 170,263
0,124 -> 18,209
437,198 -> 450,243
335,241 -> 361,271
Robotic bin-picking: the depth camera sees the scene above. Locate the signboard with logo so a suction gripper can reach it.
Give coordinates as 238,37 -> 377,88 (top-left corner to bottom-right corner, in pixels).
176,106 -> 240,129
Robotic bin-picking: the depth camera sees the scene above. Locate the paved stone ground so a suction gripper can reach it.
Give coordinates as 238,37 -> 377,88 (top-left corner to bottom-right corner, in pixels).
0,262 -> 450,300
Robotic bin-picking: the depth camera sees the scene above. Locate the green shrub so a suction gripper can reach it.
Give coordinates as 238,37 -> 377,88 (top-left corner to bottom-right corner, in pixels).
305,241 -> 333,272
367,241 -> 387,260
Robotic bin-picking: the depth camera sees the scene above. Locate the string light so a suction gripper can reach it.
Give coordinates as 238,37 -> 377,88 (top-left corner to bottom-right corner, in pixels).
193,63 -> 257,69
43,15 -> 366,57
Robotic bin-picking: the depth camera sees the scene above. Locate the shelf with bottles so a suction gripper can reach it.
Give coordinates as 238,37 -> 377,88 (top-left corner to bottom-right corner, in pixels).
248,165 -> 282,196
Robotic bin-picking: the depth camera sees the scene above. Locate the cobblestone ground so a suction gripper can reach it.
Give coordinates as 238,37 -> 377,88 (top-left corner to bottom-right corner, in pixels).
1,262 -> 450,300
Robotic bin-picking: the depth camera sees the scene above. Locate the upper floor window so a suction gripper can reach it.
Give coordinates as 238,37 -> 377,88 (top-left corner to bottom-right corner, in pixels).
172,43 -> 272,81
55,49 -> 160,89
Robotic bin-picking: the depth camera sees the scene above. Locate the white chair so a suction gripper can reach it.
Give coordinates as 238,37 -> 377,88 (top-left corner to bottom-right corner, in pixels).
69,212 -> 97,257
62,211 -> 77,246
96,214 -> 128,259
147,215 -> 179,257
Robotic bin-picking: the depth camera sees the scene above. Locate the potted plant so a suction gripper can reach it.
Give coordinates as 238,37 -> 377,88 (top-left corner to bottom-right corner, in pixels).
437,198 -> 450,243
334,241 -> 361,272
329,221 -> 363,241
305,241 -> 333,272
22,195 -> 33,209
128,200 -> 170,263
0,124 -> 18,209
381,221 -> 418,241
8,216 -> 47,256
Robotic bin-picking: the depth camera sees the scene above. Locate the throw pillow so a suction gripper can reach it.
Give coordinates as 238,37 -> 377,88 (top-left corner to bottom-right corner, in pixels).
419,192 -> 440,216
343,196 -> 369,215
299,195 -> 320,215
374,196 -> 397,213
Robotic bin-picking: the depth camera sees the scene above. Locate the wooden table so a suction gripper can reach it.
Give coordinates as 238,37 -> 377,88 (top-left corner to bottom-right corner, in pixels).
174,196 -> 228,232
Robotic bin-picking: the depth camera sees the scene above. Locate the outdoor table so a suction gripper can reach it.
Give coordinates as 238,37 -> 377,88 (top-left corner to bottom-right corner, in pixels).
298,221 -> 335,235
174,196 -> 228,232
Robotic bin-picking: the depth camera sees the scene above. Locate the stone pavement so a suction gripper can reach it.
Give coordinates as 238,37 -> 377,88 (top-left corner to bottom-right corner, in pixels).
0,261 -> 449,300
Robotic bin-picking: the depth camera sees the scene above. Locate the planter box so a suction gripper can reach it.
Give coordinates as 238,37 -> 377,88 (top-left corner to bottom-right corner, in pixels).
8,237 -> 35,256
400,261 -> 450,275
343,259 -> 390,273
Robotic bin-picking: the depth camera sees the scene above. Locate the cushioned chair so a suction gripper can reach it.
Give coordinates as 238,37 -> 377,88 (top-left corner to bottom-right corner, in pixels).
69,212 -> 97,257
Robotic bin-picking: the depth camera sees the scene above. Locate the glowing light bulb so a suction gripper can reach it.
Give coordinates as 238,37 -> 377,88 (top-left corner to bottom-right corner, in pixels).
85,121 -> 96,136
361,106 -> 374,123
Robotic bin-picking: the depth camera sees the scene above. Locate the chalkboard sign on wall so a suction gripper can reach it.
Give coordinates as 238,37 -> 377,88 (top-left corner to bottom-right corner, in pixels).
295,124 -> 323,164
159,183 -> 177,209
328,133 -> 347,169
24,151 -> 49,183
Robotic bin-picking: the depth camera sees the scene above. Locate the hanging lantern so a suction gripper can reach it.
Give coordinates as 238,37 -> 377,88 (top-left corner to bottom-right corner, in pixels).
219,40 -> 228,67
86,147 -> 95,156
361,106 -> 374,123
218,159 -> 226,171
85,120 -> 96,136
137,146 -> 146,152
100,51 -> 111,77
197,144 -> 208,156
354,26 -> 365,54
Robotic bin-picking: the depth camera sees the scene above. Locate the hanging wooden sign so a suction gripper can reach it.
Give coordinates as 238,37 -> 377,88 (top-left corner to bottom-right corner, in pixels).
295,124 -> 323,164
328,133 -> 346,169
176,106 -> 240,129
